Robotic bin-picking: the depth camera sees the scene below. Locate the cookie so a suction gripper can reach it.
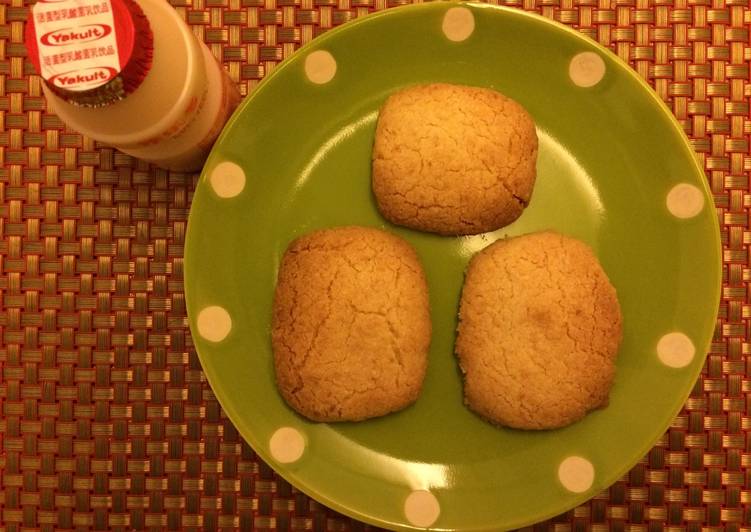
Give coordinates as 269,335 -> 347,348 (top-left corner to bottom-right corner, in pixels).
372,83 -> 538,236
455,231 -> 622,429
271,226 -> 431,422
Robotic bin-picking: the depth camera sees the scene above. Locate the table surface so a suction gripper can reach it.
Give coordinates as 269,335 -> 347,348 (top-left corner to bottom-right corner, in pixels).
0,0 -> 749,531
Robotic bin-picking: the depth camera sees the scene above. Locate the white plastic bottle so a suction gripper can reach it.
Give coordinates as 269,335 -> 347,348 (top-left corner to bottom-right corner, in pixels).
25,0 -> 241,172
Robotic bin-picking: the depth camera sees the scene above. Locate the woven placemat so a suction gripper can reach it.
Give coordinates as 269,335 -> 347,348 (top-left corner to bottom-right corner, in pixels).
1,0 -> 748,530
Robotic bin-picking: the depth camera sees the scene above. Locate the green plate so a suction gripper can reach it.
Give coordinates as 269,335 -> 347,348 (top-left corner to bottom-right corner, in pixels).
185,3 -> 721,530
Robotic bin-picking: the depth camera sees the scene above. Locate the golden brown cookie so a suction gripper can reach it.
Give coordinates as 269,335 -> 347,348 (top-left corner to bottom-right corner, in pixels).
272,226 -> 431,422
372,83 -> 538,236
455,231 -> 622,429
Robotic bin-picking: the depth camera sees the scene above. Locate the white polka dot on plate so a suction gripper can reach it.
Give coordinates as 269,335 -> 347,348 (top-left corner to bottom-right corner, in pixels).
657,332 -> 695,368
666,183 -> 705,219
558,456 -> 595,493
569,52 -> 606,88
404,490 -> 440,528
442,6 -> 475,42
269,427 -> 306,463
210,161 -> 246,198
196,306 -> 232,343
305,50 -> 337,84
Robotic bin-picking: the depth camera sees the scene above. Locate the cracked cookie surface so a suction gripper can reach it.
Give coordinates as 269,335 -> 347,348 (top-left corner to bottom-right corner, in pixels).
272,226 -> 431,422
372,83 -> 538,236
455,231 -> 623,429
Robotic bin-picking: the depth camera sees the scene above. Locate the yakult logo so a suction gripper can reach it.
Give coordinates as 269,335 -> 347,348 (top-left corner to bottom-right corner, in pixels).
50,66 -> 117,88
32,0 -> 121,93
41,24 -> 112,46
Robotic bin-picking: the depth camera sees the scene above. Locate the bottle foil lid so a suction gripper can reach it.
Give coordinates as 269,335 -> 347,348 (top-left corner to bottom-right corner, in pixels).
25,0 -> 154,107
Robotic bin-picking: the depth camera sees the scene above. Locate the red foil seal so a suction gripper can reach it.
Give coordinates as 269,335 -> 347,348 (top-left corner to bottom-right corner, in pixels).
25,0 -> 153,107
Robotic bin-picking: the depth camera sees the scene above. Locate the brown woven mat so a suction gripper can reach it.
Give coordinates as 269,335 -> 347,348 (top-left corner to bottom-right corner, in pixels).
1,0 -> 749,530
